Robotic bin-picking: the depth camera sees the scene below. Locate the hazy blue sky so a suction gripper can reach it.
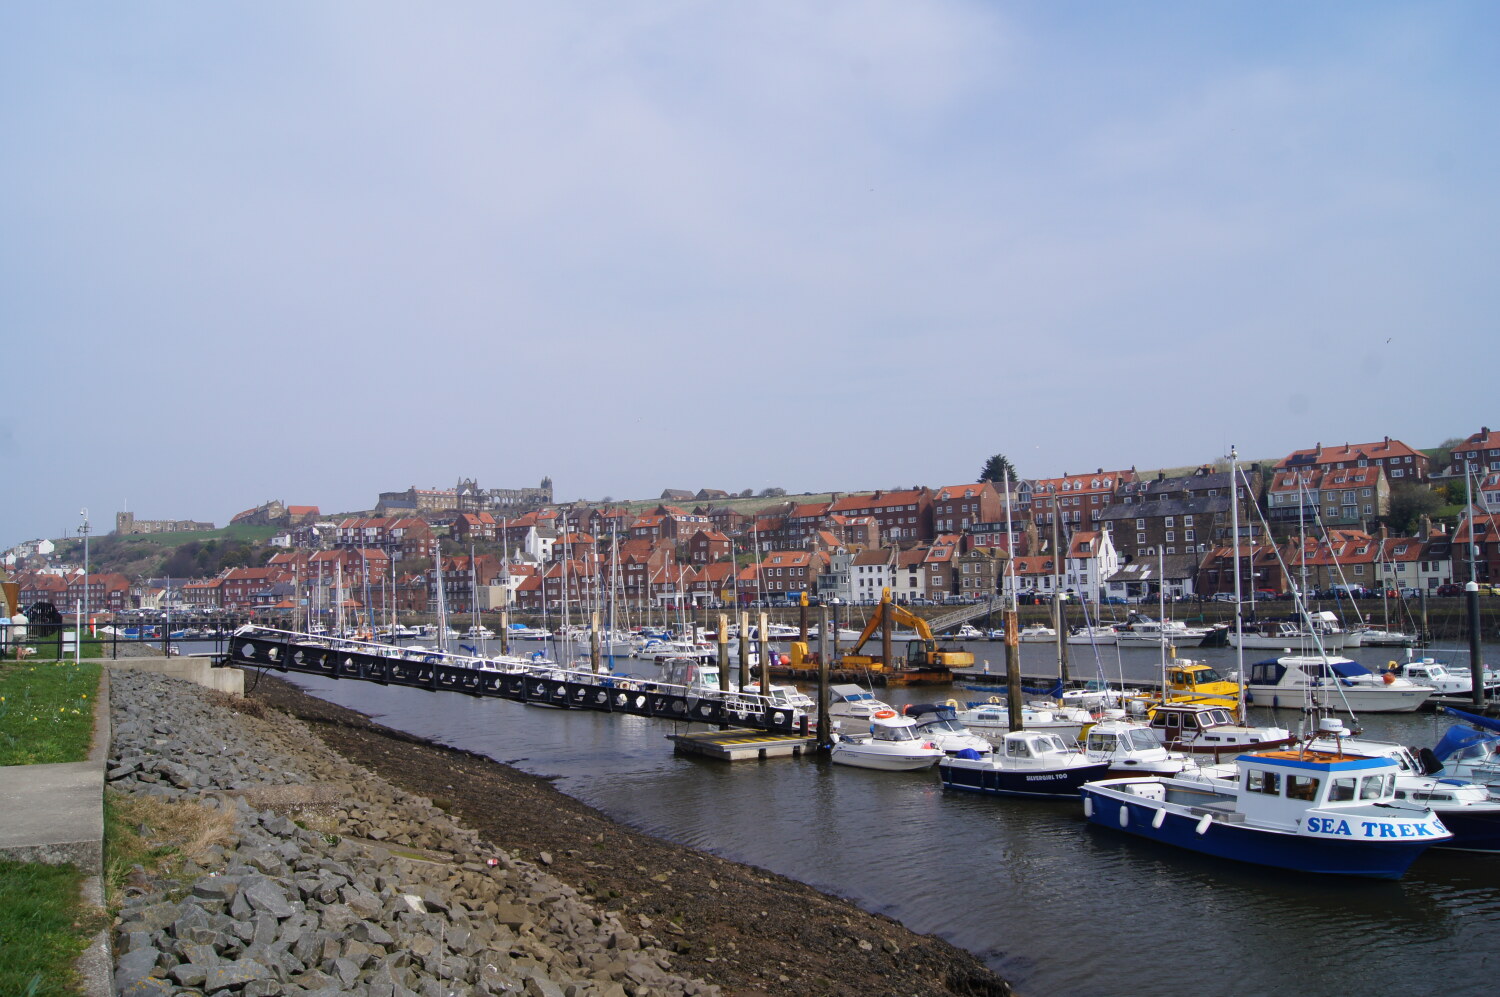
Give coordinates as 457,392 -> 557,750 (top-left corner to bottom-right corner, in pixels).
3,2 -> 1496,547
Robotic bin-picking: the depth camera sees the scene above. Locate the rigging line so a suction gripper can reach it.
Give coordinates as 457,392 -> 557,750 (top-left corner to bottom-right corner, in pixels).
1243,476 -> 1362,725
1293,476 -> 1366,628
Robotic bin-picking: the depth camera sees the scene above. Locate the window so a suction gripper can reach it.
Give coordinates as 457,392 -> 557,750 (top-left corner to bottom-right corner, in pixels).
1165,516 -> 1175,527
1165,531 -> 1175,542
1136,519 -> 1146,528
1246,770 -> 1281,795
1185,530 -> 1195,542
1287,775 -> 1321,801
1184,515 -> 1194,526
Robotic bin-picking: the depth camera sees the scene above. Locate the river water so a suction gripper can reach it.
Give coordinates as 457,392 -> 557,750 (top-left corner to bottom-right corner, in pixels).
220,638 -> 1500,996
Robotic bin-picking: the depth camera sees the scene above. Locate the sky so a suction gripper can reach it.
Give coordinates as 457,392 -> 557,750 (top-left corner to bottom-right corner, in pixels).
2,2 -> 1496,547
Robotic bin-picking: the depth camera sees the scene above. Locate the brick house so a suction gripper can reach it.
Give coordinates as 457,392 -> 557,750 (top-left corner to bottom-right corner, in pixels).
1275,437 -> 1430,483
828,489 -> 933,543
1025,469 -> 1136,534
1265,466 -> 1389,528
1454,507 -> 1500,585
758,550 -> 825,599
931,483 -> 1005,535
956,549 -> 1000,602
1450,427 -> 1500,479
1095,495 -> 1232,561
451,512 -> 499,542
686,529 -> 732,564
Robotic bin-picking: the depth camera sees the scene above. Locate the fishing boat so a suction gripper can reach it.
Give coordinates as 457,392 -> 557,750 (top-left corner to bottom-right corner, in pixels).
1129,701 -> 1295,756
1083,713 -> 1198,776
900,704 -> 994,756
1245,654 -> 1435,713
1191,720 -> 1500,853
939,731 -> 1111,798
1079,729 -> 1452,878
830,714 -> 944,771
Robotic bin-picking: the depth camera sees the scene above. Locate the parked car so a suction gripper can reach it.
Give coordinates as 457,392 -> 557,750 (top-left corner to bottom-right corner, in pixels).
1101,596 -> 1127,605
1211,592 -> 1237,603
1436,583 -> 1462,597
1254,589 -> 1280,600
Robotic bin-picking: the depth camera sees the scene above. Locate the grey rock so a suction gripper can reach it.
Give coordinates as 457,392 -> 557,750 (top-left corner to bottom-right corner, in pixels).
244,880 -> 296,918
115,945 -> 164,982
117,976 -> 175,996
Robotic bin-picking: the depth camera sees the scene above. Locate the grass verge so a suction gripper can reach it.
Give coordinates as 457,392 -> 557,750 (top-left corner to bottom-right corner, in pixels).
0,660 -> 101,766
103,791 -> 234,906
0,859 -> 103,997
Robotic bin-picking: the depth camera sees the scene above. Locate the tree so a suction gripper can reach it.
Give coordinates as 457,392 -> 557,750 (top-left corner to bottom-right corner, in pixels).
978,453 -> 1019,485
758,486 -> 787,498
1428,437 -> 1465,476
1386,481 -> 1443,534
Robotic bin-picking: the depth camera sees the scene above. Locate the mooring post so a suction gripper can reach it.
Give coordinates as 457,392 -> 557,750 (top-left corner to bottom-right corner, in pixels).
590,611 -> 601,673
717,612 -> 729,682
799,597 -> 808,642
881,598 -> 893,674
757,610 -> 771,697
500,607 -> 510,655
1006,607 -> 1023,731
817,604 -> 829,672
738,610 -> 751,690
818,605 -> 833,749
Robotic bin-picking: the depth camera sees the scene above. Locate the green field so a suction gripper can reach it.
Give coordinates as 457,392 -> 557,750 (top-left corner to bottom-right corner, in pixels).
0,660 -> 101,766
0,859 -> 96,997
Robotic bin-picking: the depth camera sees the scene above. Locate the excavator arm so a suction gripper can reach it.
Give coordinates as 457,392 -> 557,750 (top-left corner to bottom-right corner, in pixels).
849,589 -> 935,653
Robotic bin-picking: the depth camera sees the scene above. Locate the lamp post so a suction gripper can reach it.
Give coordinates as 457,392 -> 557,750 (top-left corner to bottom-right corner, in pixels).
78,508 -> 91,631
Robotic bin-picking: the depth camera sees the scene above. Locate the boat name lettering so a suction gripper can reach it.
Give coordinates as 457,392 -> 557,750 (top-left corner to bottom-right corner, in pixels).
1025,774 -> 1065,781
1358,821 -> 1434,838
1306,817 -> 1352,836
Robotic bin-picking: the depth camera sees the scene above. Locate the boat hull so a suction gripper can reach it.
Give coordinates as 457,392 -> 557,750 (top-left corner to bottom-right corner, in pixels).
1429,806 -> 1500,852
1246,685 -> 1431,713
830,746 -> 940,771
1080,787 -> 1437,878
939,759 -> 1111,798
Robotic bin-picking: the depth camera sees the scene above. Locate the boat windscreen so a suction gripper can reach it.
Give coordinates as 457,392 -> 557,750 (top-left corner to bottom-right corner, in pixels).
1433,725 -> 1500,762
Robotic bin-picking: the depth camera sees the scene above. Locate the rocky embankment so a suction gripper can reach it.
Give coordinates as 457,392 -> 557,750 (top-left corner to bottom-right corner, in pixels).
109,669 -> 1014,997
109,670 -> 714,996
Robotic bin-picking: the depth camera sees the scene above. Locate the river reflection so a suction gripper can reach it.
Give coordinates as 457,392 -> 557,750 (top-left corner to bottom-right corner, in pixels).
244,638 -> 1500,997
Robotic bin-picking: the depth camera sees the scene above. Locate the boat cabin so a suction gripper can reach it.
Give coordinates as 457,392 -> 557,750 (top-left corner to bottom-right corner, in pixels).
1087,721 -> 1171,760
657,656 -> 721,693
1149,703 -> 1236,740
1000,731 -> 1076,765
1232,750 -> 1399,829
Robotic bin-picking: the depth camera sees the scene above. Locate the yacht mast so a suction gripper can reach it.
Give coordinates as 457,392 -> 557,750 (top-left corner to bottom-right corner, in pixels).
1229,446 -> 1247,720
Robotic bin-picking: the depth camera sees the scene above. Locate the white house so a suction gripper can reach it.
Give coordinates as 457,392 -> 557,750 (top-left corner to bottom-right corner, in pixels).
1064,530 -> 1119,603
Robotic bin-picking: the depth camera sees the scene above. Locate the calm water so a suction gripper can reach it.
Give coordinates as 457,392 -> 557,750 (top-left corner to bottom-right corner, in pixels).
238,639 -> 1500,997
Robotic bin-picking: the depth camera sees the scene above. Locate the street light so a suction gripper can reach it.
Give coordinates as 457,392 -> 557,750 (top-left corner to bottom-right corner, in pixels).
78,508 -> 90,629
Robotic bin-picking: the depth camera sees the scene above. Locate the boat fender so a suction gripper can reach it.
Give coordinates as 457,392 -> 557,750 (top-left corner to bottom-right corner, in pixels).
1083,796 -> 1093,818
1195,813 -> 1213,836
873,709 -> 897,719
1382,672 -> 1396,685
1118,806 -> 1130,828
988,696 -> 1003,704
1151,809 -> 1166,830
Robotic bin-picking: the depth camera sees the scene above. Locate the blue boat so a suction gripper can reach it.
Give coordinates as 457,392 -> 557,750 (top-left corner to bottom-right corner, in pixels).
939,731 -> 1111,798
1079,743 -> 1451,879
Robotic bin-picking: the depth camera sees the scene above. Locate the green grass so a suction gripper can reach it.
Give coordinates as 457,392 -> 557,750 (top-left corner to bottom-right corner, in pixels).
0,859 -> 97,997
20,631 -> 113,662
0,660 -> 100,766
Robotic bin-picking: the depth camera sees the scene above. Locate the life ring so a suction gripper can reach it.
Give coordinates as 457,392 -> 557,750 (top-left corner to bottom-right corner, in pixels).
873,709 -> 897,719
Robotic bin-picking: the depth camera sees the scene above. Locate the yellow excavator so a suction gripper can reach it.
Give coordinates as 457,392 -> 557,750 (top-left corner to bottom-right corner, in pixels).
839,589 -> 975,674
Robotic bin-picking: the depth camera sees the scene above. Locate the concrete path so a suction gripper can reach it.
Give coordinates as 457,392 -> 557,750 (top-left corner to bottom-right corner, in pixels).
0,758 -> 105,872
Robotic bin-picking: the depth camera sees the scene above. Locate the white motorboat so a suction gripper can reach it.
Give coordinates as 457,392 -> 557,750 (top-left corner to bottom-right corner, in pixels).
830,714 -> 944,771
900,704 -> 993,756
1113,615 -> 1213,647
939,731 -> 1111,798
1245,654 -> 1435,713
1346,625 -> 1421,648
740,681 -> 815,715
1387,657 -> 1500,705
1018,624 -> 1058,643
506,625 -> 554,642
1084,713 -> 1197,776
828,684 -> 896,723
949,624 -> 985,641
1066,625 -> 1118,646
951,698 -> 1092,744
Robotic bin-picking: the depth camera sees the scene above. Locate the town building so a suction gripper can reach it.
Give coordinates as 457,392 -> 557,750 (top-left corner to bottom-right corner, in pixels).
1274,437 -> 1429,483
